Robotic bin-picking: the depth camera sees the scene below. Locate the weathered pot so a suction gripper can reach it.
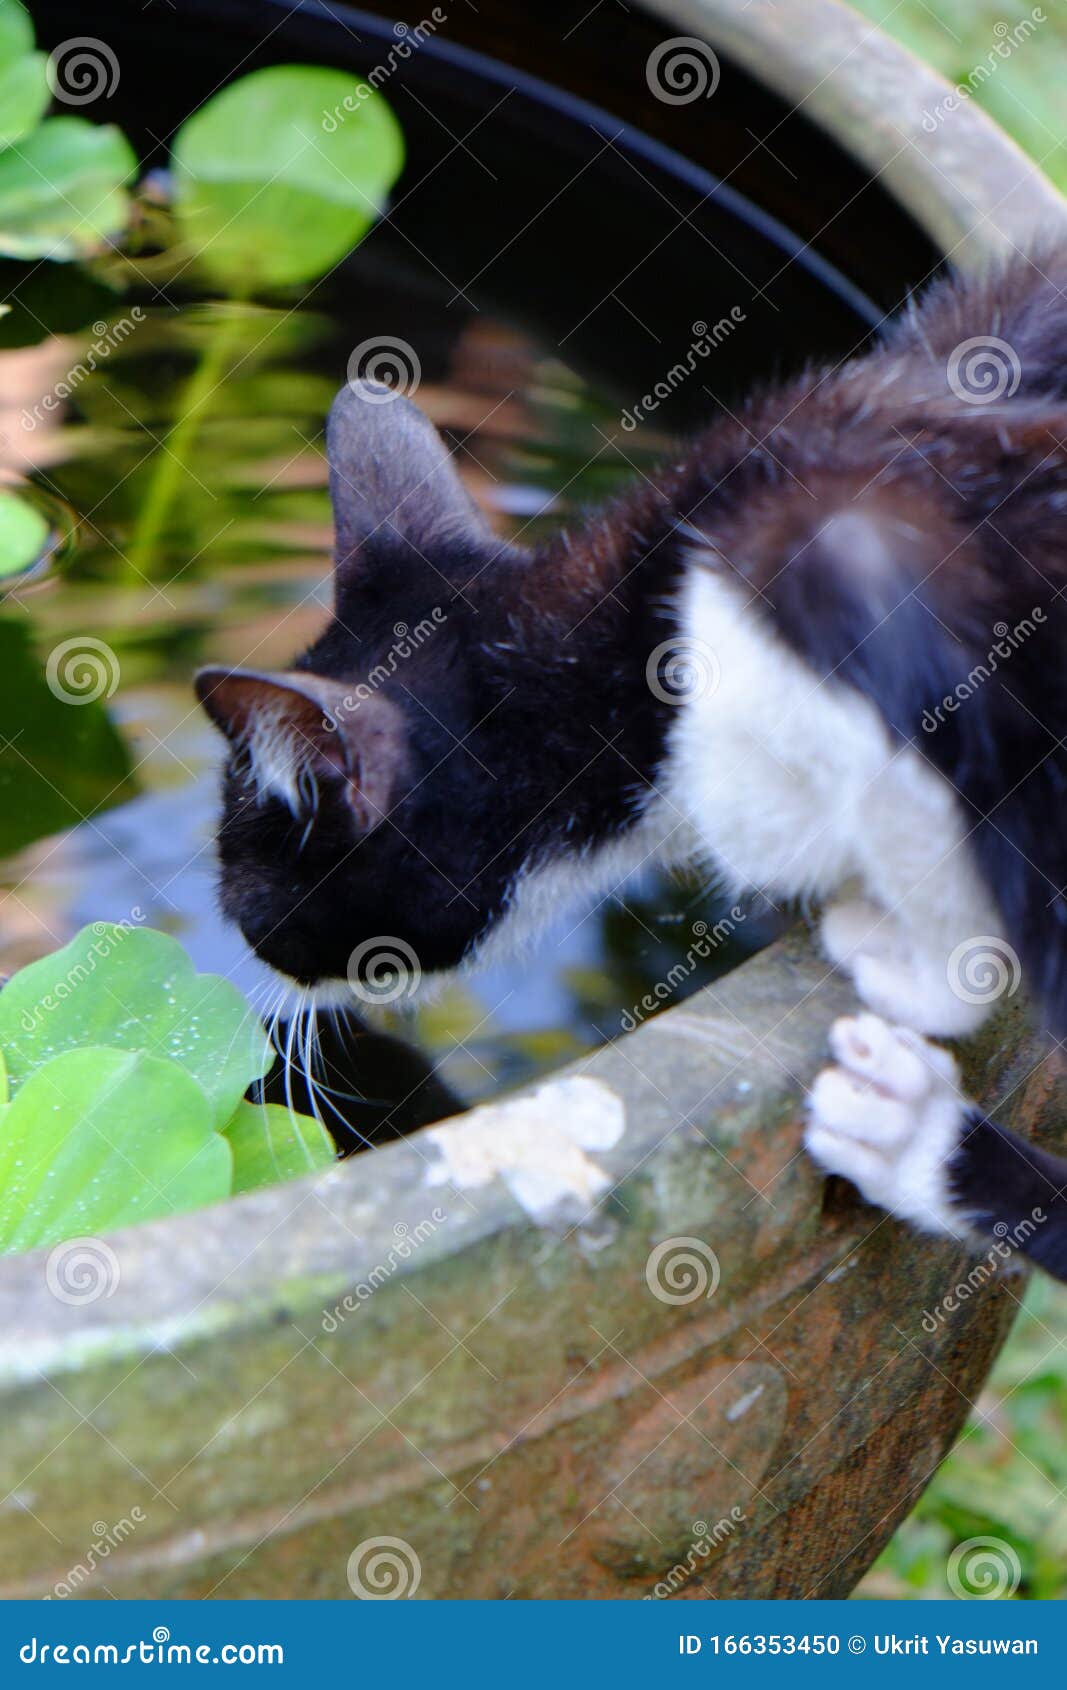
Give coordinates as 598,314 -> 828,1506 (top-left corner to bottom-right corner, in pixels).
2,0 -> 1064,1600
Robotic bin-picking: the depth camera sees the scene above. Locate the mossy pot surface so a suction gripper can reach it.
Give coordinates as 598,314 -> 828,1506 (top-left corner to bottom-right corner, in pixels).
3,0 -> 1065,1600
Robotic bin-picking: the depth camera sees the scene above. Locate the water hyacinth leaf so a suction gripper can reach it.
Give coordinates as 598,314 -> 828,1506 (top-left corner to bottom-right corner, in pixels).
0,487 -> 49,579
0,49 -> 49,150
224,1099 -> 336,1196
0,1046 -> 231,1252
0,0 -> 34,66
0,923 -> 271,1127
172,65 -> 404,290
0,117 -> 137,259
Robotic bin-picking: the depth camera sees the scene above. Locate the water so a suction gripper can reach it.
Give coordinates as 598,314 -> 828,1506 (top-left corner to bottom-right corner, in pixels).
0,15 -> 888,1141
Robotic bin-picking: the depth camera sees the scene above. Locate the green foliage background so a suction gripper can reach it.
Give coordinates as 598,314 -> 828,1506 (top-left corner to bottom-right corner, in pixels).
849,0 -> 1067,1598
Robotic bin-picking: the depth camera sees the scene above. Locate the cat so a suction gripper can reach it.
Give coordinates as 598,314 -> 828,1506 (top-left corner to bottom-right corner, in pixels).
197,241 -> 1067,1282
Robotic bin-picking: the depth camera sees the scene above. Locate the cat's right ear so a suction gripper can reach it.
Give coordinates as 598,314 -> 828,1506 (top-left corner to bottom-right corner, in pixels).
326,379 -> 499,565
194,665 -> 406,831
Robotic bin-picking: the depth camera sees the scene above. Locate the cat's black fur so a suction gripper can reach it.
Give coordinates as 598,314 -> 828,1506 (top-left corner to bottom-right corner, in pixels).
198,241 -> 1067,1283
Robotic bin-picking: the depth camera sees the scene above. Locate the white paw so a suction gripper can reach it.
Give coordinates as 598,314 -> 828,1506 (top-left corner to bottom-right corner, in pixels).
806,1013 -> 970,1240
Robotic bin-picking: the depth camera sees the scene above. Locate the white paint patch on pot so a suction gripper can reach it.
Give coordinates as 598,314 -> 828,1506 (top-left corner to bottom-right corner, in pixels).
425,1075 -> 626,1229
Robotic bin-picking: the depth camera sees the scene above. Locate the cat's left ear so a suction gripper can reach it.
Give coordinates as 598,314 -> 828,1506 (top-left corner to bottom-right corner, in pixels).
326,379 -> 501,565
194,666 -> 405,829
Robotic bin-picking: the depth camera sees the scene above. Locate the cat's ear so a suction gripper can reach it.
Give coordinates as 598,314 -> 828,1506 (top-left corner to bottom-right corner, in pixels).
194,666 -> 405,830
326,379 -> 498,563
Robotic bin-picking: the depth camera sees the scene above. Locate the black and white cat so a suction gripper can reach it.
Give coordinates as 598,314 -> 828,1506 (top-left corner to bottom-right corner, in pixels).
197,243 -> 1067,1281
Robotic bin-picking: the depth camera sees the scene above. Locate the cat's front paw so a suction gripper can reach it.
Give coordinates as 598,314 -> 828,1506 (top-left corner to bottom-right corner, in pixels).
805,1013 -> 970,1239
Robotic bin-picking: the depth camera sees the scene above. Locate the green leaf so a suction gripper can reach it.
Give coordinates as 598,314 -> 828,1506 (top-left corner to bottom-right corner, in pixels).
0,923 -> 271,1128
0,117 -> 136,260
0,0 -> 34,68
0,49 -> 49,150
172,64 -> 404,290
0,616 -> 134,856
0,488 -> 48,579
0,1046 -> 231,1251
224,1099 -> 335,1195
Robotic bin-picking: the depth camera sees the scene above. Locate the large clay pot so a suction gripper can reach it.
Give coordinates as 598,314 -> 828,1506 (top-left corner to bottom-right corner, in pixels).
1,0 -> 1062,1600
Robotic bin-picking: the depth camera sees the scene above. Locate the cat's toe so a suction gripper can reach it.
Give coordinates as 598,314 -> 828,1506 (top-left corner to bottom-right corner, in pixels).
809,1061 -> 914,1147
804,1117 -> 893,1196
828,1012 -> 932,1103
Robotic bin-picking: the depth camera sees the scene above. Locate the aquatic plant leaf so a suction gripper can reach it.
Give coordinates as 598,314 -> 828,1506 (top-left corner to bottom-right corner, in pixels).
0,49 -> 49,149
0,923 -> 271,1128
0,1046 -> 231,1251
0,488 -> 48,578
0,117 -> 136,259
0,0 -> 34,67
0,617 -> 134,856
172,65 -> 404,290
224,1099 -> 335,1195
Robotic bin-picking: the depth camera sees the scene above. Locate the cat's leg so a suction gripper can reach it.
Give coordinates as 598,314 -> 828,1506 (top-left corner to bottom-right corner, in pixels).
806,1013 -> 1067,1282
823,778 -> 1004,1038
819,893 -> 991,1037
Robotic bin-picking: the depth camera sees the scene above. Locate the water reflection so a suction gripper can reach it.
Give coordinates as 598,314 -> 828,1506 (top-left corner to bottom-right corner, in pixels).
0,289 -> 776,1140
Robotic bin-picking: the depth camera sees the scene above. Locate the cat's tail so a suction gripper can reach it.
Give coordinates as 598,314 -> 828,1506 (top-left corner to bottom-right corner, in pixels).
885,237 -> 1067,403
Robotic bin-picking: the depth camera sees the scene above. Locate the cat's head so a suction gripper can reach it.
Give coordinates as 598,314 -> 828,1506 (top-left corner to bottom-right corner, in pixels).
196,381 -> 524,996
